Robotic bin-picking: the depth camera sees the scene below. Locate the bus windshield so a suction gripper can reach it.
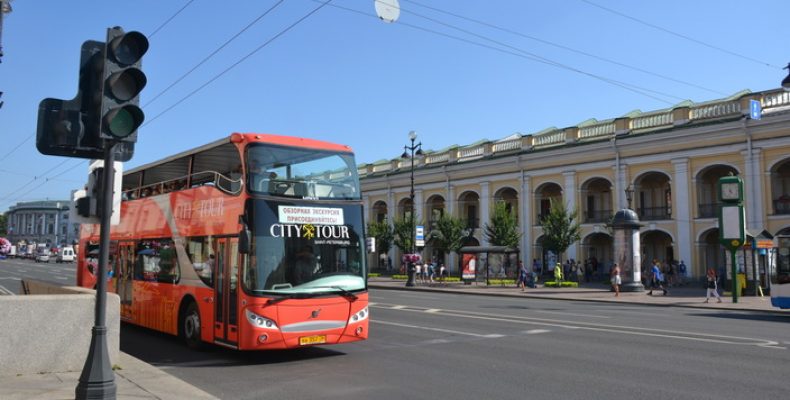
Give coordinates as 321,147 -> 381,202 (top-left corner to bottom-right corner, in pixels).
243,199 -> 367,295
247,144 -> 360,200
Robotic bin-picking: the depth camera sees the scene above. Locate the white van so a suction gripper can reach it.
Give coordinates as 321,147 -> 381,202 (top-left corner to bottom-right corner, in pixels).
57,247 -> 75,263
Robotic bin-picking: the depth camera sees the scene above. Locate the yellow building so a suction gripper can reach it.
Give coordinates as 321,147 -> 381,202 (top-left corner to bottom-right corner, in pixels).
360,89 -> 790,281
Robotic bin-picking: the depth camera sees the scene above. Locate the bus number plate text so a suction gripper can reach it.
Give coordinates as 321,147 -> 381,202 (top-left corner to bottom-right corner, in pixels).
299,335 -> 327,346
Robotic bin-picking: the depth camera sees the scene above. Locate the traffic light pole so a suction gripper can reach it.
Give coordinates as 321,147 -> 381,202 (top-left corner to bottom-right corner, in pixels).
76,142 -> 117,400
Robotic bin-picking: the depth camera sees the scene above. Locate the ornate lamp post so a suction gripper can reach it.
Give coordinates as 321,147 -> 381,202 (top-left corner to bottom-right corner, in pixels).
782,63 -> 790,91
402,130 -> 422,287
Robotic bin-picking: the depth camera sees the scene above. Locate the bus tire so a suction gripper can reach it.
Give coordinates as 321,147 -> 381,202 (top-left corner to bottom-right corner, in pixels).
181,301 -> 203,349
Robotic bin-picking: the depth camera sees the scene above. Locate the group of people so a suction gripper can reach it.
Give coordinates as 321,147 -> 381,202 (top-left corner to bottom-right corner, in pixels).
607,258 -> 723,303
413,260 -> 448,284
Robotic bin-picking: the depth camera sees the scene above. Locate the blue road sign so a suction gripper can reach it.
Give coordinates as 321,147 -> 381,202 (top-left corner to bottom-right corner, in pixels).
750,99 -> 762,120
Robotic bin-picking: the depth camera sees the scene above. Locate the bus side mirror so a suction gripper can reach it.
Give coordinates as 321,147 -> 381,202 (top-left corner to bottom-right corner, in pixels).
239,228 -> 251,254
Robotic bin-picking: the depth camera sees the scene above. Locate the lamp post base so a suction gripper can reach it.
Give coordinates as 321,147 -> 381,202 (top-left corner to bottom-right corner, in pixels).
621,281 -> 645,292
405,264 -> 416,287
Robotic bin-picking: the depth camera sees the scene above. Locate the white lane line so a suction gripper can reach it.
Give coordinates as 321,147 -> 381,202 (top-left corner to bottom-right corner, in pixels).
54,276 -> 69,280
425,309 -> 442,313
0,285 -> 15,295
372,303 -> 781,348
523,329 -> 552,335
535,310 -> 610,319
391,305 -> 406,309
373,319 -> 501,338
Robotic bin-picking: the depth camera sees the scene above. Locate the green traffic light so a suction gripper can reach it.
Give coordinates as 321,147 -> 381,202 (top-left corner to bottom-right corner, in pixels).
104,105 -> 144,139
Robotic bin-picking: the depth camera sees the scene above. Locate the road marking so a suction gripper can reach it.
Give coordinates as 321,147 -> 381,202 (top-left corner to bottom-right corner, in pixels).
371,302 -> 781,349
0,285 -> 15,295
373,319 -> 501,338
54,276 -> 69,280
425,309 -> 442,313
534,310 -> 610,319
523,329 -> 552,335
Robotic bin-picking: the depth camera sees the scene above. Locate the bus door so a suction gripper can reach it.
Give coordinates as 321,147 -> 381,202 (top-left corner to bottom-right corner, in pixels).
118,242 -> 135,321
213,237 -> 240,344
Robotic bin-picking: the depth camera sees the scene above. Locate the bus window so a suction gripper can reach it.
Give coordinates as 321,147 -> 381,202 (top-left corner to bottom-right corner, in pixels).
247,145 -> 360,200
186,236 -> 215,287
135,239 -> 181,283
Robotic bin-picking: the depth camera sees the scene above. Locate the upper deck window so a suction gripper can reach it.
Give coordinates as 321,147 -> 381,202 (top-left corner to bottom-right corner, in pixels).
247,144 -> 360,200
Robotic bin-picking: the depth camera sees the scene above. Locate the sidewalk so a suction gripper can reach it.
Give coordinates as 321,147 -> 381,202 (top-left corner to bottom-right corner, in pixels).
368,277 -> 785,313
0,352 -> 218,400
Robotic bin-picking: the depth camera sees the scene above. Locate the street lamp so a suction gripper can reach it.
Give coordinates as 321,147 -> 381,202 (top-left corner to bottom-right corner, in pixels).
782,63 -> 790,91
625,184 -> 634,210
402,130 -> 423,287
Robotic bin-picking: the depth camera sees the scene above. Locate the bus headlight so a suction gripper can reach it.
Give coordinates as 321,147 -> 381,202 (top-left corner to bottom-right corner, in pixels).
245,309 -> 279,330
348,307 -> 369,324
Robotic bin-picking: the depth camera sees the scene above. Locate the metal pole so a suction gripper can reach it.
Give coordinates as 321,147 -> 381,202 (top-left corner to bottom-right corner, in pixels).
730,248 -> 739,304
405,136 -> 416,287
76,142 -> 117,399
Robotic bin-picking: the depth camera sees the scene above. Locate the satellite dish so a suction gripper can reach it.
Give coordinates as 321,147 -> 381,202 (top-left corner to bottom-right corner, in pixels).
375,0 -> 400,23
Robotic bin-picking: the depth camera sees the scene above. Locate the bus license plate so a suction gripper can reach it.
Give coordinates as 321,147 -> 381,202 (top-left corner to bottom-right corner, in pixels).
299,335 -> 327,346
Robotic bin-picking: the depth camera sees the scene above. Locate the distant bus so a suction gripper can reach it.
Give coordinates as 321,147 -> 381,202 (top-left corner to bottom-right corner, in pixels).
772,235 -> 790,309
78,133 -> 369,349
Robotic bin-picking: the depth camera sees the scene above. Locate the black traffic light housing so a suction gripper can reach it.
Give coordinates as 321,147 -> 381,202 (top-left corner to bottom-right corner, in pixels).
36,27 -> 147,162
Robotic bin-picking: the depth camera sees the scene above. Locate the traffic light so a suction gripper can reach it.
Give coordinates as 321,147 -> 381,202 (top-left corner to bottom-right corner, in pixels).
99,27 -> 148,143
36,27 -> 147,162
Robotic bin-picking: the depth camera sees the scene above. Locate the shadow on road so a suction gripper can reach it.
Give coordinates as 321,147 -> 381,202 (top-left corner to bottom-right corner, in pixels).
120,322 -> 345,369
685,312 -> 790,324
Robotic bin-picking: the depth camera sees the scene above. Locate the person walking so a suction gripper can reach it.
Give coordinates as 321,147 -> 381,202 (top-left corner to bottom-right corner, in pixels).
648,259 -> 667,295
517,261 -> 528,291
554,262 -> 563,287
610,263 -> 621,297
704,267 -> 722,303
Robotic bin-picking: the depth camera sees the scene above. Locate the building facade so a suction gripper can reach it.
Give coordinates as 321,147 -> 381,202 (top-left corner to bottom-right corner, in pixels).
5,200 -> 79,246
360,88 -> 790,281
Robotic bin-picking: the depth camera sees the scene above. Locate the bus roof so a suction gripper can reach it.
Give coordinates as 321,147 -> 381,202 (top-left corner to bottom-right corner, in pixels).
125,133 -> 354,176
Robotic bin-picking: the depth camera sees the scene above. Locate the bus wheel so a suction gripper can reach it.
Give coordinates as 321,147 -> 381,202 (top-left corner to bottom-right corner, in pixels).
182,301 -> 203,349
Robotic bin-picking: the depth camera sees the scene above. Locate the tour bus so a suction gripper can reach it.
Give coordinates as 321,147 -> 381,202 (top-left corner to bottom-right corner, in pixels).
771,235 -> 790,309
77,133 -> 369,350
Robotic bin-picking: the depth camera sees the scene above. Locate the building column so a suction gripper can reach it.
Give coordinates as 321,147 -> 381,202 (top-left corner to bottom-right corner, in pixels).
742,148 -> 765,231
563,171 -> 578,261
386,187 -> 396,271
480,182 -> 490,246
520,173 -> 532,266
414,189 -> 424,223
447,184 -> 457,272
672,158 -> 693,276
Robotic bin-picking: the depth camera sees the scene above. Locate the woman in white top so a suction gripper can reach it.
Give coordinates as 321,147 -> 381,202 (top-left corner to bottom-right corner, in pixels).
610,263 -> 622,297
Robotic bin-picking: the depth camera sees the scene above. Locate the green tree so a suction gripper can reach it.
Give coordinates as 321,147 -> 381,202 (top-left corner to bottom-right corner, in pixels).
540,199 -> 581,264
366,220 -> 393,262
392,216 -> 422,254
428,213 -> 469,263
0,213 -> 6,236
484,201 -> 521,248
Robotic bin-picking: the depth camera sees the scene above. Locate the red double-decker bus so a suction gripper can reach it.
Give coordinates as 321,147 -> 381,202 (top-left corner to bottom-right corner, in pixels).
77,133 -> 369,349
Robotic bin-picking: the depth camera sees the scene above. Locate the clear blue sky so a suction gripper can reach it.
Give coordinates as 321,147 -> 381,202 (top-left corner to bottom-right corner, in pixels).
1,0 -> 788,212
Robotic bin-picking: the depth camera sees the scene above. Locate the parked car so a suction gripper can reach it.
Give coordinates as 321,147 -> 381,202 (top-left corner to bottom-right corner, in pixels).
56,247 -> 75,263
35,250 -> 51,263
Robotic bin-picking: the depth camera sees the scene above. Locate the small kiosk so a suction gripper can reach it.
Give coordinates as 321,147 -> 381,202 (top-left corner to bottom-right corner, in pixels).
458,246 -> 519,285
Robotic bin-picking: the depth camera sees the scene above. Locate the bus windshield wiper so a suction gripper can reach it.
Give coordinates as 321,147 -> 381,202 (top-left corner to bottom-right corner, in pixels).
311,286 -> 358,301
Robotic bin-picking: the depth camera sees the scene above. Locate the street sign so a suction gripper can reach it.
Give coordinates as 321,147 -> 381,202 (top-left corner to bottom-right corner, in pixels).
749,99 -> 762,120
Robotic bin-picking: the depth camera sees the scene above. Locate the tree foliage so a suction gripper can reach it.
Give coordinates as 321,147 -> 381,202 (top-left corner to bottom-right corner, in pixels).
540,199 -> 581,261
428,213 -> 469,257
366,220 -> 393,255
484,201 -> 521,248
0,213 -> 6,236
392,216 -> 422,254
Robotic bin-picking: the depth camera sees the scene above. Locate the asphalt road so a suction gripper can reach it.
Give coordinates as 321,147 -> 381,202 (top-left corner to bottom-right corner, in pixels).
0,256 -> 75,294
3,259 -> 788,400
123,289 -> 790,400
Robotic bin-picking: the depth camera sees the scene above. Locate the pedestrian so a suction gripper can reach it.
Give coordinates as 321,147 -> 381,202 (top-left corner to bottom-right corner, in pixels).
666,260 -> 676,287
554,262 -> 563,287
647,259 -> 668,295
610,263 -> 621,297
704,267 -> 722,303
678,260 -> 687,286
428,261 -> 436,283
415,263 -> 423,284
517,261 -> 528,291
439,263 -> 447,283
